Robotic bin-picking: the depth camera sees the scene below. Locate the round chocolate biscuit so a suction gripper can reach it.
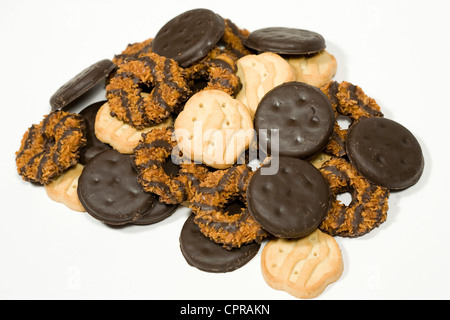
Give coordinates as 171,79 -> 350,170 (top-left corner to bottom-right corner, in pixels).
152,8 -> 225,67
254,81 -> 335,159
179,214 -> 260,273
132,201 -> 178,225
77,150 -> 157,225
244,27 -> 326,55
50,59 -> 116,111
346,117 -> 424,190
247,157 -> 330,238
78,101 -> 112,165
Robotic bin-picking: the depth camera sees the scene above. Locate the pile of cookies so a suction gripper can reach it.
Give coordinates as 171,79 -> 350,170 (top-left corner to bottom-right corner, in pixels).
15,8 -> 424,299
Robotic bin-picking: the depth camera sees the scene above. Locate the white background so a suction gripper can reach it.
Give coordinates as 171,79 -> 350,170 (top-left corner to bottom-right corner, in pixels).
1,0 -> 449,300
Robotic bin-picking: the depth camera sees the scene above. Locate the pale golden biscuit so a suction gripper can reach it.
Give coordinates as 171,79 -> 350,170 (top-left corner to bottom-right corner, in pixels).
174,90 -> 254,169
310,152 -> 333,169
285,50 -> 337,88
95,102 -> 173,154
261,229 -> 343,299
236,52 -> 294,118
45,164 -> 85,212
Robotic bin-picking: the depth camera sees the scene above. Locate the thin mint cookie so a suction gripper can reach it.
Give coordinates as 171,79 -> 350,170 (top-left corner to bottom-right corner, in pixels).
247,157 -> 331,238
78,100 -> 111,165
179,214 -> 260,273
77,150 -> 157,225
244,27 -> 326,55
152,8 -> 225,67
50,59 -> 116,111
346,117 -> 424,190
254,81 -> 334,159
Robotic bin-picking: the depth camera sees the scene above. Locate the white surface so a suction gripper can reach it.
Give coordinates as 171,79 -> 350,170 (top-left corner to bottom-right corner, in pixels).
1,0 -> 449,300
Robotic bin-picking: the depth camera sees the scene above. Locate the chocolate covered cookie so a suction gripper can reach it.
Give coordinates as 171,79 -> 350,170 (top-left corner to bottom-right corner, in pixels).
132,201 -> 178,225
247,157 -> 331,238
50,59 -> 116,111
77,150 -> 157,225
244,27 -> 326,55
179,214 -> 260,273
254,81 -> 335,159
78,101 -> 111,165
152,9 -> 225,67
346,117 -> 424,190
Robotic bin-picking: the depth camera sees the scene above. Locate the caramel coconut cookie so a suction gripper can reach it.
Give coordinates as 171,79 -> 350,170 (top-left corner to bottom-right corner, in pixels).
320,80 -> 384,157
112,38 -> 153,66
319,157 -> 390,237
106,52 -> 190,129
16,111 -> 87,185
189,165 -> 268,249
132,127 -> 211,205
184,47 -> 241,97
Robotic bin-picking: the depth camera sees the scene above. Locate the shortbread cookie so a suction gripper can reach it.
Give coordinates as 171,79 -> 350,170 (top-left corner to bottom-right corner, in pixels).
236,52 -> 294,117
95,102 -> 173,154
45,164 -> 85,212
285,50 -> 337,88
261,229 -> 343,299
174,90 -> 254,169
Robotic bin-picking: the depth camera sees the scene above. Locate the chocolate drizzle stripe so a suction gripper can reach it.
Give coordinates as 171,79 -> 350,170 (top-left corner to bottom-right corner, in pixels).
347,84 -> 383,118
35,148 -> 53,181
16,125 -> 37,159
207,59 -> 234,72
108,88 -> 135,122
327,81 -> 340,107
322,165 -> 349,183
20,150 -> 44,175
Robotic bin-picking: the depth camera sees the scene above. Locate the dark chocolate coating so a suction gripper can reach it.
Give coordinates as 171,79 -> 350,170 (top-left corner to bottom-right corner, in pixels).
50,59 -> 116,111
132,201 -> 178,225
247,157 -> 330,238
346,117 -> 424,190
254,81 -> 335,159
152,8 -> 225,67
77,150 -> 157,225
179,214 -> 260,273
78,100 -> 112,165
244,27 -> 326,55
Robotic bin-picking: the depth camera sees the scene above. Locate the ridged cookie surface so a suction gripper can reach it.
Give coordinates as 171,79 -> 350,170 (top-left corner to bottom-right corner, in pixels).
261,229 -> 343,299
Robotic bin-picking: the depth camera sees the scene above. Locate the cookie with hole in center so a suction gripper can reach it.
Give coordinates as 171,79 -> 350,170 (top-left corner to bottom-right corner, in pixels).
247,157 -> 330,238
